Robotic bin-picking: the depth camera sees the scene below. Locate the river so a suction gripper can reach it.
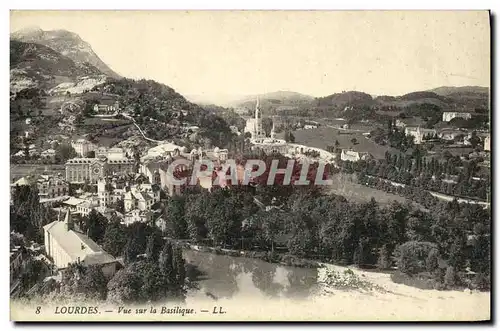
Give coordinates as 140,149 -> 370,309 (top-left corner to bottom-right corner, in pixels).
183,250 -> 320,300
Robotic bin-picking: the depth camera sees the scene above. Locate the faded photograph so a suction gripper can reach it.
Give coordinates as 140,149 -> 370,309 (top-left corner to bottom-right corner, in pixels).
9,10 -> 491,321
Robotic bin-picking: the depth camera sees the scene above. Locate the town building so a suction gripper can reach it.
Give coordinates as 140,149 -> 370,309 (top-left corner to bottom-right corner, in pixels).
36,174 -> 70,201
43,210 -> 118,278
340,149 -> 371,162
442,112 -> 472,122
97,178 -> 126,207
65,155 -> 135,184
71,139 -> 98,158
229,125 -> 241,136
123,183 -> 161,212
438,129 -> 465,141
62,197 -> 86,212
394,117 -> 425,129
11,174 -> 69,200
93,100 -> 120,114
484,135 -> 491,152
251,138 -> 289,154
212,147 -> 229,162
304,124 -> 319,129
140,147 -> 192,196
10,245 -> 26,284
404,127 -> 437,144
76,200 -> 100,216
146,142 -> 185,159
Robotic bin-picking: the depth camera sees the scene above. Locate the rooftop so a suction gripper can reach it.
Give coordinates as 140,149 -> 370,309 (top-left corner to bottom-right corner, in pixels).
43,212 -> 116,266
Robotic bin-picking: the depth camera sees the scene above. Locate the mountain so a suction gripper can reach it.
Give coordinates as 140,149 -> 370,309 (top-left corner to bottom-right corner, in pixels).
312,86 -> 490,112
231,90 -> 315,111
426,86 -> 490,110
316,91 -> 375,108
428,86 -> 489,96
10,40 -> 105,93
11,27 -> 120,79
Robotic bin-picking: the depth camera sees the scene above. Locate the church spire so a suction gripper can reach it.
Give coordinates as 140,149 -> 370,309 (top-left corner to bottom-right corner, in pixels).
271,119 -> 276,139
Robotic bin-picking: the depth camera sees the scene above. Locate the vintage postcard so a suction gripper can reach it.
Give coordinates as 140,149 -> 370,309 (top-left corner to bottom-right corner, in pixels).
9,10 -> 491,322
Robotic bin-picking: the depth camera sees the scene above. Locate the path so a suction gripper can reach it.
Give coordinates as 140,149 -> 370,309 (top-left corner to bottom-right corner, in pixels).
121,113 -> 165,144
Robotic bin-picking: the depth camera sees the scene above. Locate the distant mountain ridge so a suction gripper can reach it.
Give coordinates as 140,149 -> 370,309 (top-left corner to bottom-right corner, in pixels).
11,27 -> 120,79
230,86 -> 489,114
230,90 -> 315,111
427,86 -> 489,96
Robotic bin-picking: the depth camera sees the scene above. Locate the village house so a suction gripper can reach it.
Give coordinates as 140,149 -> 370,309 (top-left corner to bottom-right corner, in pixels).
442,111 -> 472,122
93,100 -> 120,114
123,209 -> 154,226
43,210 -> 118,278
340,149 -> 372,162
40,149 -> 56,161
404,126 -> 437,144
304,124 -> 319,129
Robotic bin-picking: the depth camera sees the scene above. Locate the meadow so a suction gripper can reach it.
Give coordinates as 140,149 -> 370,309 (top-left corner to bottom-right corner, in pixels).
292,126 -> 396,160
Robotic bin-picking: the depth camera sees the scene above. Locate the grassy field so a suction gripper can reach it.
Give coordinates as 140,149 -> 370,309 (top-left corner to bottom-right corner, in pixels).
326,173 -> 408,204
292,126 -> 396,159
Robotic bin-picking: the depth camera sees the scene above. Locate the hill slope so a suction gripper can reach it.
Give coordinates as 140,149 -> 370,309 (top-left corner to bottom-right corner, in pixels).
10,40 -> 104,93
11,27 -> 120,79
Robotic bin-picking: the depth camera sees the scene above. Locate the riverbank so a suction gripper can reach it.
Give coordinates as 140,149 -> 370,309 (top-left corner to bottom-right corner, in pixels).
308,263 -> 490,321
183,250 -> 489,321
183,243 -> 321,268
183,242 -> 488,294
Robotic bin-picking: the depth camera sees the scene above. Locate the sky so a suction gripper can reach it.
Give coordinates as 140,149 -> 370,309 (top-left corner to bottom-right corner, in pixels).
10,10 -> 490,104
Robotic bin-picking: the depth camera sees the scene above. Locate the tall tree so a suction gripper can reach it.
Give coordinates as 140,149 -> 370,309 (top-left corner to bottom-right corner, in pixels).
102,221 -> 128,257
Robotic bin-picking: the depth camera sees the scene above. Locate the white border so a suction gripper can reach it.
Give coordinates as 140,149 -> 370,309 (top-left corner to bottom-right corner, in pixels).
2,1 -> 498,330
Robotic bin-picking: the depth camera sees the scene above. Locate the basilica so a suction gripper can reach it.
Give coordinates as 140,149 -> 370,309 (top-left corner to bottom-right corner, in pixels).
244,98 -> 289,154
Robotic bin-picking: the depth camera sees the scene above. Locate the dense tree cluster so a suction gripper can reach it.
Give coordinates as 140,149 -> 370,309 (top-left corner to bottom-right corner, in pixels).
370,127 -> 415,152
400,103 -> 443,128
10,184 -> 55,243
151,179 -> 490,290
108,241 -> 186,304
10,87 -> 46,120
340,150 -> 489,201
